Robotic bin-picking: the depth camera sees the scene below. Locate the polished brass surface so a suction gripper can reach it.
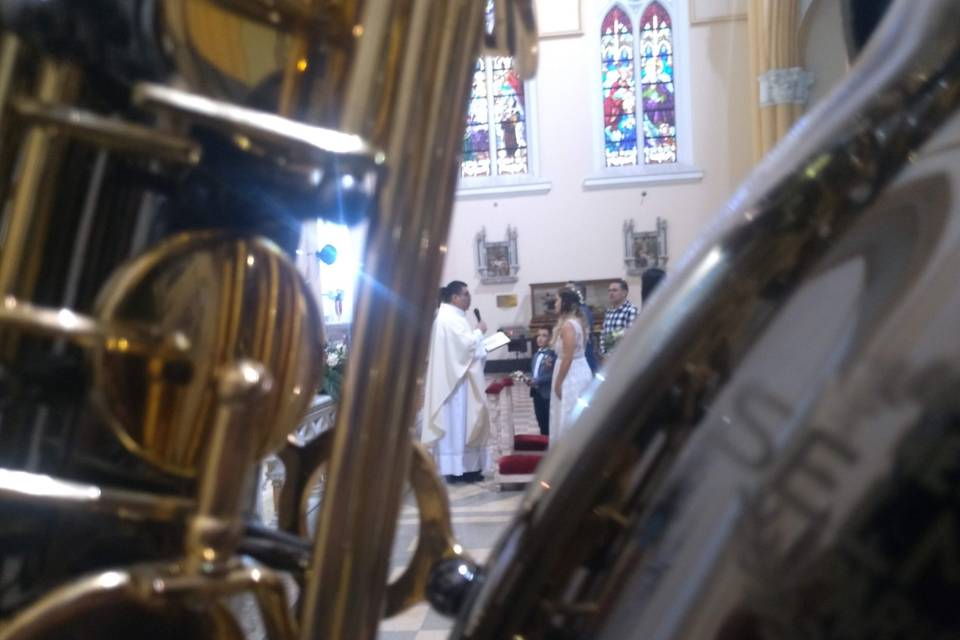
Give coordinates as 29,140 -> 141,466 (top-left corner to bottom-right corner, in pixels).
276,429 -> 333,537
132,82 -> 381,164
0,35 -> 20,131
0,295 -> 192,359
10,97 -> 202,165
0,59 -> 82,299
0,0 -> 443,636
0,46 -> 188,480
300,1 -> 491,637
0,563 -> 271,640
275,430 -> 462,617
94,232 -> 323,477
0,348 -> 297,637
383,443 -> 463,617
185,360 -> 272,574
161,0 -> 294,106
0,35 -> 22,216
159,0 -> 349,121
133,79 -> 383,228
210,0 -> 346,34
0,467 -> 193,521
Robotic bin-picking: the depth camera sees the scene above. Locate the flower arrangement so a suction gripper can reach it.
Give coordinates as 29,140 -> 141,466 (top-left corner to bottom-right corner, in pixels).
510,370 -> 529,385
321,341 -> 348,400
602,329 -> 625,354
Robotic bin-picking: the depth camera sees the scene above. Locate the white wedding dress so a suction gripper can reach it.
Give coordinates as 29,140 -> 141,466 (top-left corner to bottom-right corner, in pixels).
549,319 -> 593,442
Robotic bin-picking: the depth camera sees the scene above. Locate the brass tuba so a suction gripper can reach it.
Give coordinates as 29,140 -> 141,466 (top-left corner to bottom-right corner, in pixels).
0,0 -> 535,637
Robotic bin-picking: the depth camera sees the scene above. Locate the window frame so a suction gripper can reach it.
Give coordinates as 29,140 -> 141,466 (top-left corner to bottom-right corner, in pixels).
585,0 -> 703,191
456,56 -> 551,200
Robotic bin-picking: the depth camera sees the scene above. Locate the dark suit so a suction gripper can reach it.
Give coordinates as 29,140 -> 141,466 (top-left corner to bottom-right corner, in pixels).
529,347 -> 555,436
581,303 -> 598,373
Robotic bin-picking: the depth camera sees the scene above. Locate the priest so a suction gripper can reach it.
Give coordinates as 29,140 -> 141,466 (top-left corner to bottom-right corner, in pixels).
421,280 -> 490,483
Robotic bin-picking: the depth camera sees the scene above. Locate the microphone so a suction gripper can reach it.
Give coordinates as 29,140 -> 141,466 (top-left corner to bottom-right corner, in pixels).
474,308 -> 482,323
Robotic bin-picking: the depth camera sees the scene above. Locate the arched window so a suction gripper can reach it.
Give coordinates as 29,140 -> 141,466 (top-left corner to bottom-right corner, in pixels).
462,56 -> 530,178
458,0 -> 549,197
602,1 -> 676,167
638,2 -> 676,164
601,7 -> 638,167
589,0 -> 698,188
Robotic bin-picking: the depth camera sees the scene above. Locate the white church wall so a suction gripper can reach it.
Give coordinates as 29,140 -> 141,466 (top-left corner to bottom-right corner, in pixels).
441,5 -> 753,345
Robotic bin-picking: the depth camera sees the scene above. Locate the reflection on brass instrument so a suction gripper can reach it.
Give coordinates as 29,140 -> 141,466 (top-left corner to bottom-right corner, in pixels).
1,0 -> 960,638
0,0 -> 537,640
94,232 -> 323,477
0,0 -> 535,638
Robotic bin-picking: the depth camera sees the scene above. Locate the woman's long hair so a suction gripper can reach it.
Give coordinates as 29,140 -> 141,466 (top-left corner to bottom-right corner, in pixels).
554,288 -> 588,349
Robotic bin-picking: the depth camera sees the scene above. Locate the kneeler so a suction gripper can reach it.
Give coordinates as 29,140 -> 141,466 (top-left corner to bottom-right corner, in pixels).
495,434 -> 548,488
486,376 -> 550,488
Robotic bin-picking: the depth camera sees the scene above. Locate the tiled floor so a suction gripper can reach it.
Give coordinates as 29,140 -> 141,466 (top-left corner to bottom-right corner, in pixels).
377,380 -> 538,639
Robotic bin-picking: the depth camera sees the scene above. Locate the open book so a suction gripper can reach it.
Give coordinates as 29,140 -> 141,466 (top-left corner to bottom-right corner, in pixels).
482,331 -> 511,353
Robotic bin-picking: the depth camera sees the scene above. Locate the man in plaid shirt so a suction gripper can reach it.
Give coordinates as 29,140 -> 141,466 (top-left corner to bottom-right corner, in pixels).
601,279 -> 638,356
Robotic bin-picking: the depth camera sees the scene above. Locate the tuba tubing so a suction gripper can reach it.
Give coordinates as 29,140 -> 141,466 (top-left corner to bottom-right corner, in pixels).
0,1 -> 536,639
299,1 -> 489,637
451,0 -> 960,636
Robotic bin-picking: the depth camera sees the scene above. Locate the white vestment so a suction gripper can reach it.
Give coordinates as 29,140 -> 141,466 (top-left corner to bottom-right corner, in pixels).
421,303 -> 491,475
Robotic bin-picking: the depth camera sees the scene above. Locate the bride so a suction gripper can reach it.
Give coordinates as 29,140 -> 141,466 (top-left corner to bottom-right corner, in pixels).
549,288 -> 594,442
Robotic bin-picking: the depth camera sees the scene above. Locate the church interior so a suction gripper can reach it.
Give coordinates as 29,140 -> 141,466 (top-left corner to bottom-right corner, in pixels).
1,0 -> 959,639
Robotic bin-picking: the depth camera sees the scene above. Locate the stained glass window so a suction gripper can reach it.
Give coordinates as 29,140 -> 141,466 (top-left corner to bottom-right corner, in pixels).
601,2 -> 678,167
601,6 -> 637,167
462,1 -> 530,179
463,58 -> 492,178
461,55 -> 529,178
639,3 -> 676,163
491,57 -> 528,175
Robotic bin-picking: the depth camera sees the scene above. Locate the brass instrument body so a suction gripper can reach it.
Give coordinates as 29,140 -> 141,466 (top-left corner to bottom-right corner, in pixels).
581,136 -> 960,639
301,0 -> 490,634
0,40 -> 194,615
0,0 -> 337,628
0,0 -> 533,637
0,228 -> 324,616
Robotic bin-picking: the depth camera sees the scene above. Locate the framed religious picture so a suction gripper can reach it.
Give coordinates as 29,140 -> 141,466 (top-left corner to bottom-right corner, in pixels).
476,226 -> 519,284
486,244 -> 511,278
624,218 -> 668,276
529,282 -> 561,323
529,279 -> 615,333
